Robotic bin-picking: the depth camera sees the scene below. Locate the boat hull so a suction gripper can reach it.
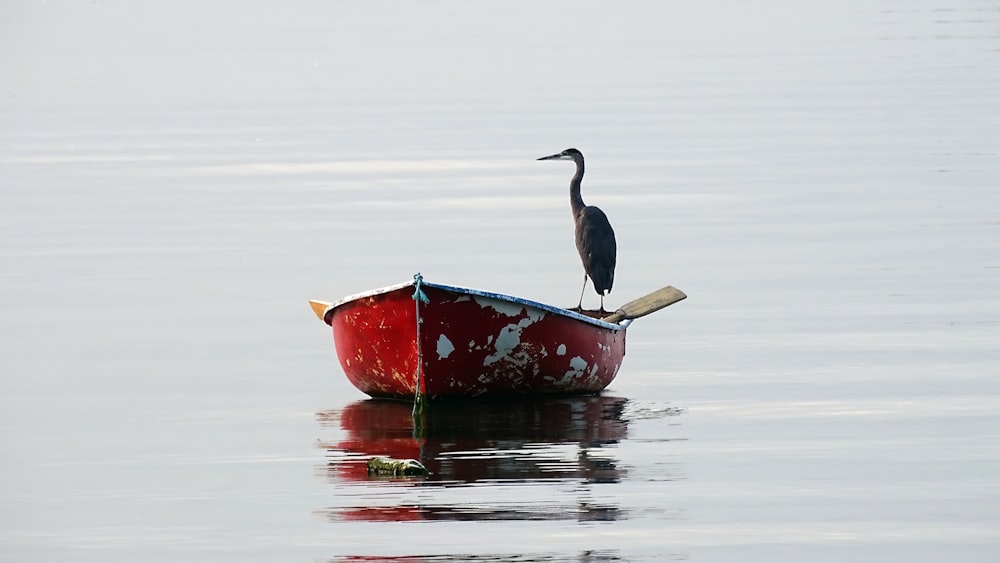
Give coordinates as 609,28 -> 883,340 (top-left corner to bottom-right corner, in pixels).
321,280 -> 626,400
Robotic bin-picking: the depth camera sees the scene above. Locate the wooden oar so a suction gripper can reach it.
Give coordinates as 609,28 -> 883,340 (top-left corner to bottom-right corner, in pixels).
601,285 -> 687,324
309,300 -> 331,322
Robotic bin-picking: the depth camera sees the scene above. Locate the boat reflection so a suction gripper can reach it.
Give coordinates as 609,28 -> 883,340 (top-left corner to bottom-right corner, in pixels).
317,395 -> 635,522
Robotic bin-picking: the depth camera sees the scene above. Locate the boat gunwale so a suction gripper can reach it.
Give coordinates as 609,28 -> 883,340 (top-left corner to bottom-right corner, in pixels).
323,279 -> 625,331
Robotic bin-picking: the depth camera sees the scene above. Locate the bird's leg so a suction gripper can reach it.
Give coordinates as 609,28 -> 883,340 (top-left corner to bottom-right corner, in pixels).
577,274 -> 588,311
600,293 -> 605,314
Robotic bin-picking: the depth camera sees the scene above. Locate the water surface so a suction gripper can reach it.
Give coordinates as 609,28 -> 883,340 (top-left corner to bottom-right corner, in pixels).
2,1 -> 998,561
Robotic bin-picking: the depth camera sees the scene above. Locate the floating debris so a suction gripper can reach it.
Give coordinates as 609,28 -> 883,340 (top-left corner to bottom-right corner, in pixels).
366,456 -> 428,477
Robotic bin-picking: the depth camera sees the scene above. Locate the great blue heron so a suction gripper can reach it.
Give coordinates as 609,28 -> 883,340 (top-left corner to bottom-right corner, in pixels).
537,148 -> 617,312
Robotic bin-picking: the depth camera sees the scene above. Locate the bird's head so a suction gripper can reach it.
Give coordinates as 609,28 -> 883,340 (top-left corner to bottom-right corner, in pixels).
537,148 -> 583,162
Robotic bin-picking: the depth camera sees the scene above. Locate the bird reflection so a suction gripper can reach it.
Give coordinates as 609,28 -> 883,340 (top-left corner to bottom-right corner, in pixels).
317,395 -> 637,522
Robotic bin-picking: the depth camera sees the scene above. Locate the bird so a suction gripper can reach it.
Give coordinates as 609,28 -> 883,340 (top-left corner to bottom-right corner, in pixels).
537,148 -> 617,312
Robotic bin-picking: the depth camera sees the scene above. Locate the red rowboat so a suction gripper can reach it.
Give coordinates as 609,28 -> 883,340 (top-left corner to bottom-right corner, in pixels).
309,274 -> 685,401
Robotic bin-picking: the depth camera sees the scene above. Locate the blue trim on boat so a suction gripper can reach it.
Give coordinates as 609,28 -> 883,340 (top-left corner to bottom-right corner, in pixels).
323,278 -> 625,331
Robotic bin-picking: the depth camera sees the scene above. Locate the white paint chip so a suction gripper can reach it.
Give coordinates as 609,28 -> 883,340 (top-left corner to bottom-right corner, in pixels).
568,356 -> 588,375
556,344 -> 567,356
472,295 -> 546,321
483,322 -> 524,366
437,334 -> 455,359
557,356 -> 588,385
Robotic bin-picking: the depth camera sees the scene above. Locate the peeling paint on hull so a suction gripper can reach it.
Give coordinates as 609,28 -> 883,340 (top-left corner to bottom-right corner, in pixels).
322,280 -> 626,400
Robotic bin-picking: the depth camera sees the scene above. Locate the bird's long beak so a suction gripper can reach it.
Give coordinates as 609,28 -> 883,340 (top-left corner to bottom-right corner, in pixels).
537,153 -> 562,161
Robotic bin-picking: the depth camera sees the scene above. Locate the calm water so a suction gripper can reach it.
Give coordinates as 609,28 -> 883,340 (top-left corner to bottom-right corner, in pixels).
2,1 -> 998,561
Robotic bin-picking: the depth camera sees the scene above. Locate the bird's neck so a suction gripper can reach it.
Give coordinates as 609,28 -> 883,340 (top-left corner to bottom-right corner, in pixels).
569,160 -> 586,217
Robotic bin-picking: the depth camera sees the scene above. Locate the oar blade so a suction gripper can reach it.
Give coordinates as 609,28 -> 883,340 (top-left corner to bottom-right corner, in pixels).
602,286 -> 686,324
309,300 -> 331,322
